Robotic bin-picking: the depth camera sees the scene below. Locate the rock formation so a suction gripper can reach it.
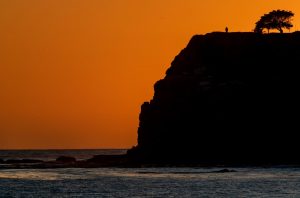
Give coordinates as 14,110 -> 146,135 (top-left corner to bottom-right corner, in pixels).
128,32 -> 300,165
56,156 -> 76,163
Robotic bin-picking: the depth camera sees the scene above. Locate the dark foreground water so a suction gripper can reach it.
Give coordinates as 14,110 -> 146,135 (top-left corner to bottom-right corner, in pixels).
1,167 -> 300,197
1,150 -> 300,197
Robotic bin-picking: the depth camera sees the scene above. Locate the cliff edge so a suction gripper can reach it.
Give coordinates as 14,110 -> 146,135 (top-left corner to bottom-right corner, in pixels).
128,32 -> 300,165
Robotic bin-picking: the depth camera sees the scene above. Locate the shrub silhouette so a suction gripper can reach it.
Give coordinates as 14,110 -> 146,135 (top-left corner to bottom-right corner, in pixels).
254,10 -> 294,33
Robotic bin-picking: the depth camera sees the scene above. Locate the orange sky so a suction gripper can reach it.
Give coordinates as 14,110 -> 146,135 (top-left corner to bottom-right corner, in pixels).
0,0 -> 299,149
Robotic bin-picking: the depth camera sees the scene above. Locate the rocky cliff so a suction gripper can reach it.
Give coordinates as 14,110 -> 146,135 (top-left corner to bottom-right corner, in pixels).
128,32 -> 300,165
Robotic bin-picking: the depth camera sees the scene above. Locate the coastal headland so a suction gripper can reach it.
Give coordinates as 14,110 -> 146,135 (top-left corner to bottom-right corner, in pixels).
2,32 -> 300,169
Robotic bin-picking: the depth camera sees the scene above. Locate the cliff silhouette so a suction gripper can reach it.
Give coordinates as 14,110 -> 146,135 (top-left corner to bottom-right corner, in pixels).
128,32 -> 300,166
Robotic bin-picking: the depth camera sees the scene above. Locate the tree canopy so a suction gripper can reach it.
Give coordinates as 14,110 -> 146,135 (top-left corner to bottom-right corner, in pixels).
254,10 -> 294,34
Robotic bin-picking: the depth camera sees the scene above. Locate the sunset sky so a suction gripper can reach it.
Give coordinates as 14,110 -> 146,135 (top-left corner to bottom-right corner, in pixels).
1,0 -> 299,149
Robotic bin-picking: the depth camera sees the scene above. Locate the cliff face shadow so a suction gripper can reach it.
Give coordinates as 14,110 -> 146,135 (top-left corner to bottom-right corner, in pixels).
128,32 -> 300,165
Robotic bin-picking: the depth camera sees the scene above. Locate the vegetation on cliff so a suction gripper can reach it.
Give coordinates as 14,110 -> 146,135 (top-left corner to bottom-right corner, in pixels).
254,10 -> 294,33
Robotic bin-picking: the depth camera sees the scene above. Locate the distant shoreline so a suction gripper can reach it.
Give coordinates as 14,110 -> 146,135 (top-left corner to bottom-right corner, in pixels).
2,153 -> 300,169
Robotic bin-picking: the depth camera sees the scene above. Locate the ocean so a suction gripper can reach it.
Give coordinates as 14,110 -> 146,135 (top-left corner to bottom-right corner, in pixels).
1,150 -> 300,197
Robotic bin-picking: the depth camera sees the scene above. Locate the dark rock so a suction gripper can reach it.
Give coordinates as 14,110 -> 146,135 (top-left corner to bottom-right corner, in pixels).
214,169 -> 237,173
86,155 -> 128,167
0,159 -> 3,164
56,156 -> 76,163
128,32 -> 300,165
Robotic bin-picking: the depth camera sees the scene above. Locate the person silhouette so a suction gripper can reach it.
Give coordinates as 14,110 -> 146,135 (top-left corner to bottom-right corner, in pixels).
225,27 -> 229,33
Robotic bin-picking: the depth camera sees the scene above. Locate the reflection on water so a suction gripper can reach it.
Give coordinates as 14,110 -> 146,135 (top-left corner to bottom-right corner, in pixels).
1,168 -> 300,197
0,169 -> 83,180
0,170 -> 60,180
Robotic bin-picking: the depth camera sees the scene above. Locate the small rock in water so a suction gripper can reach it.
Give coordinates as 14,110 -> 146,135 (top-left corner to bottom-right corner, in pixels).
215,169 -> 237,173
56,156 -> 77,163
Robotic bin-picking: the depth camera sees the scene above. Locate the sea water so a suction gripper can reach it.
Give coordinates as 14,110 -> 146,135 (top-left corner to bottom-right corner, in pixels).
1,150 -> 300,197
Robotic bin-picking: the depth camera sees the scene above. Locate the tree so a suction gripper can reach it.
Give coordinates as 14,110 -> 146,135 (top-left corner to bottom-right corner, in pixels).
254,10 -> 294,34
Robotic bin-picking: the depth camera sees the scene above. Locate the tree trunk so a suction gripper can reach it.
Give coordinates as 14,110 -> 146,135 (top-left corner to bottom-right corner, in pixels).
279,27 -> 283,34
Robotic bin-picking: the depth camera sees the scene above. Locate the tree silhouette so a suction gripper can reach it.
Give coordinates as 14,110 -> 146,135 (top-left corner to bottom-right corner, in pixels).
254,10 -> 294,34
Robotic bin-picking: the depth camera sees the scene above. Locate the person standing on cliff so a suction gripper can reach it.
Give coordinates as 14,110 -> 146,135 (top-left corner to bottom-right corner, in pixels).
225,27 -> 229,33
